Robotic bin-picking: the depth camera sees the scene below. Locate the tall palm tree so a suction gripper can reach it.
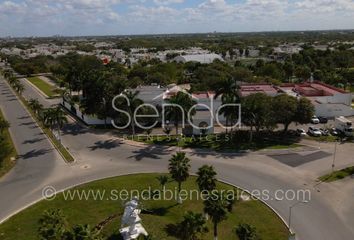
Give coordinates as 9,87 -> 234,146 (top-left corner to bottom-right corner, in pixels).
13,81 -> 25,95
203,193 -> 231,240
28,98 -> 43,116
43,106 -> 68,143
8,76 -> 19,86
166,91 -> 196,135
214,77 -> 240,100
177,211 -> 208,240
168,152 -> 191,203
156,175 -> 169,190
219,93 -> 240,133
196,165 -> 217,192
116,90 -> 143,135
3,69 -> 13,79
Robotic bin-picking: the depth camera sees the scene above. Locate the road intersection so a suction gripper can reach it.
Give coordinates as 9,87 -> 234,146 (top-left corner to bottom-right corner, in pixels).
1,76 -> 354,240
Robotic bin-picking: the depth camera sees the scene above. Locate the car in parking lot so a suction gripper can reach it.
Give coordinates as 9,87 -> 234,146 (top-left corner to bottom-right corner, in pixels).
330,128 -> 339,136
296,128 -> 307,136
318,116 -> 328,124
319,128 -> 330,136
308,126 -> 322,137
311,116 -> 320,124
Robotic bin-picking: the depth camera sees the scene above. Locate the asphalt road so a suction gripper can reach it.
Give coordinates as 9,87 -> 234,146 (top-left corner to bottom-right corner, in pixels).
0,76 -> 353,240
0,78 -> 65,221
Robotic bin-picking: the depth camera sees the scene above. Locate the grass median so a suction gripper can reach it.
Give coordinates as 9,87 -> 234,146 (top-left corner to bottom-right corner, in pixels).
20,97 -> 74,162
27,77 -> 60,98
0,173 -> 289,240
319,166 -> 354,182
0,109 -> 17,177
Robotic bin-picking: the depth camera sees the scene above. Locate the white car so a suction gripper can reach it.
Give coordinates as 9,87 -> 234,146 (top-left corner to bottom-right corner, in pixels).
311,116 -> 320,124
308,126 -> 322,137
296,128 -> 307,137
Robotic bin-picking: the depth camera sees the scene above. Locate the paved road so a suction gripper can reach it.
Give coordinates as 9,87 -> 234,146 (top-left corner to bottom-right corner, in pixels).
0,77 -> 66,220
0,76 -> 354,240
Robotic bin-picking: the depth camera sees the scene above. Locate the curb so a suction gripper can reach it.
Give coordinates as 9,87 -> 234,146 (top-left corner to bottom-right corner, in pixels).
3,78 -> 74,164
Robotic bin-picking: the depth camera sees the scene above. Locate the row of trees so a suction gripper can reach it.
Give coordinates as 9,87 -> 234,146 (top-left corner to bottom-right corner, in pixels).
2,70 -> 68,142
28,99 -> 68,142
242,93 -> 315,139
0,114 -> 11,168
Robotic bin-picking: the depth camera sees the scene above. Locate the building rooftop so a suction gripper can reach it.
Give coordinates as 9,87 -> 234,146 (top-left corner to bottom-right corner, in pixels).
239,84 -> 279,96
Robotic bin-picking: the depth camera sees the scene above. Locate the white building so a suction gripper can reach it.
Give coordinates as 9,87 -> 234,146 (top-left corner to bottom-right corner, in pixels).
173,53 -> 223,64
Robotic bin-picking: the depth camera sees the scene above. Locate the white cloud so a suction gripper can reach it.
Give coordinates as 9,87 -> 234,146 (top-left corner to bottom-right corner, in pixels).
0,0 -> 353,36
153,0 -> 184,5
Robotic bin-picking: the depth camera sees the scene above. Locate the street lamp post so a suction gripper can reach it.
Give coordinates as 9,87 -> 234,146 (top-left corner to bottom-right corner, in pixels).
332,139 -> 338,173
288,201 -> 308,234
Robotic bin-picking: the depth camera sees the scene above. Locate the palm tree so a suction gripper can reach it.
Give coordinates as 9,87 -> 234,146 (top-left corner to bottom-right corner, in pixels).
43,106 -> 68,143
219,93 -> 240,133
0,118 -> 10,134
214,77 -> 240,100
68,224 -> 102,240
235,223 -> 259,240
13,81 -> 25,95
168,152 -> 191,203
203,193 -> 231,240
8,76 -> 18,86
28,98 -> 43,116
116,90 -> 143,135
166,91 -> 196,135
3,69 -> 13,79
156,175 -> 169,190
177,211 -> 208,240
196,165 -> 217,192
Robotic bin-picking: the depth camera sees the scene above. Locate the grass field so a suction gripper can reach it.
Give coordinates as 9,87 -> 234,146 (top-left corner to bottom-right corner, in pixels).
0,174 -> 289,240
27,77 -> 59,98
0,109 -> 17,177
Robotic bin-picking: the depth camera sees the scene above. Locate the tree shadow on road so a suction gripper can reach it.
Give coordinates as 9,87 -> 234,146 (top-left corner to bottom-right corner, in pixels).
19,148 -> 52,159
22,138 -> 46,144
88,139 -> 121,151
128,145 -> 170,161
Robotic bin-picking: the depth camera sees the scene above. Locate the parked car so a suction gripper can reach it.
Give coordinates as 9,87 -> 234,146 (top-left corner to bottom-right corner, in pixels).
330,128 -> 338,136
296,128 -> 307,137
311,116 -> 320,124
308,126 -> 322,137
318,117 -> 328,124
319,128 -> 329,136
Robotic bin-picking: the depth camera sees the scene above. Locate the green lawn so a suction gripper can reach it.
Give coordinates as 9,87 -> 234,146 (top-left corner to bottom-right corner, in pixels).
0,109 -> 17,178
133,133 -> 302,152
27,77 -> 60,98
0,174 -> 289,240
319,166 -> 354,182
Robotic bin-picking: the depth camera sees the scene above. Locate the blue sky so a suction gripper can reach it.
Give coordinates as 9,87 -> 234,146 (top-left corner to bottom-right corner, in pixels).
0,0 -> 354,37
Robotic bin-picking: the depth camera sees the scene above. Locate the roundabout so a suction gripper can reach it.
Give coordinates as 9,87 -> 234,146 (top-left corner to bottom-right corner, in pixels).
0,173 -> 289,240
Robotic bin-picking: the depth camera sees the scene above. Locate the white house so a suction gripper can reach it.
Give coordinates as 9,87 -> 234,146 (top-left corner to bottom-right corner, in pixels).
173,53 -> 223,64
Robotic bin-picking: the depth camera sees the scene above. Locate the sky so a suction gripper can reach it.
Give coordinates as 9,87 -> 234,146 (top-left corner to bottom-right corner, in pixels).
0,0 -> 354,37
